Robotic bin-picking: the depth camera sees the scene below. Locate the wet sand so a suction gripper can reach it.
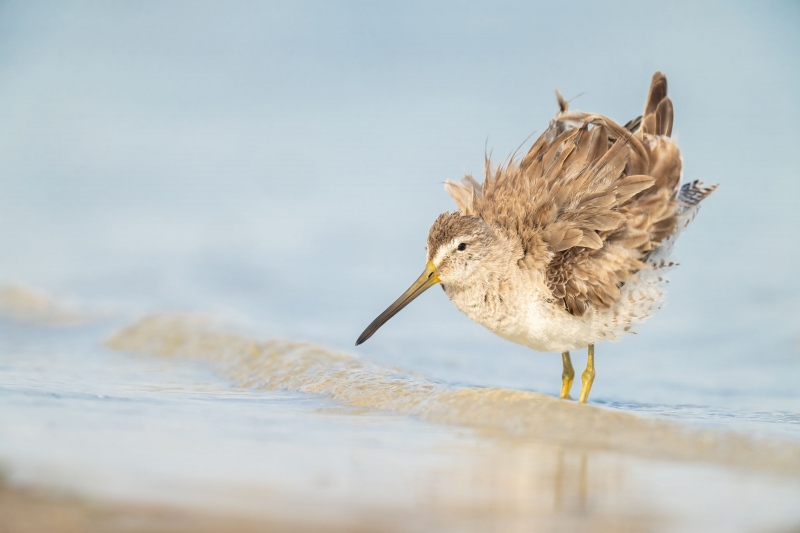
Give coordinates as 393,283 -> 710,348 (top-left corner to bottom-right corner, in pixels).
0,475 -> 684,533
0,479 -> 384,533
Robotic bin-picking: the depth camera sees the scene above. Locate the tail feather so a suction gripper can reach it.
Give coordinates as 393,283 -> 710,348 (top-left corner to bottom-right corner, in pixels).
641,71 -> 673,137
677,180 -> 718,214
655,97 -> 673,137
644,72 -> 668,117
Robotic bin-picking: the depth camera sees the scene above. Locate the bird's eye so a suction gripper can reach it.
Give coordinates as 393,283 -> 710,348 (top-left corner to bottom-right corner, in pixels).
457,243 -> 467,252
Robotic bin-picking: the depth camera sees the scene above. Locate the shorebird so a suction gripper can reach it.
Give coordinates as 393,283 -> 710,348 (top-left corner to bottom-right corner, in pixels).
356,72 -> 716,403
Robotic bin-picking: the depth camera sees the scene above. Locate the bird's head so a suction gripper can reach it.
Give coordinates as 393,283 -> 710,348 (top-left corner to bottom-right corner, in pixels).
356,212 -> 518,345
425,212 -> 500,290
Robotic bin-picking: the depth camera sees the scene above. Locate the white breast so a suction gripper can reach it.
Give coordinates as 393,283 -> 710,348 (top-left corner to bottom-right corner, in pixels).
445,265 -> 667,353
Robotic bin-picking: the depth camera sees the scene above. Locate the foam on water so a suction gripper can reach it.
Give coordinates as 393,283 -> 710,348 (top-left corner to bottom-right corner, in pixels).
107,314 -> 800,476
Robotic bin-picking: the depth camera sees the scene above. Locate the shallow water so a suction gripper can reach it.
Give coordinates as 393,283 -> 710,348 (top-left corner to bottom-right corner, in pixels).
3,314 -> 800,533
1,2 -> 800,531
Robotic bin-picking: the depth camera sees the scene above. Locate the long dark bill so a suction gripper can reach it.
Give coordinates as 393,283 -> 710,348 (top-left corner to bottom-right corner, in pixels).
355,261 -> 440,346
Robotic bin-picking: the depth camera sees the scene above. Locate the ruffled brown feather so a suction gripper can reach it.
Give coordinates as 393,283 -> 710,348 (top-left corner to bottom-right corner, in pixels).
445,72 -> 715,316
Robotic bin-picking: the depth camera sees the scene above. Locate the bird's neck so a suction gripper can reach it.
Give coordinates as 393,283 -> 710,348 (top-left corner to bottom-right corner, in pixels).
442,246 -> 553,339
443,258 -> 523,320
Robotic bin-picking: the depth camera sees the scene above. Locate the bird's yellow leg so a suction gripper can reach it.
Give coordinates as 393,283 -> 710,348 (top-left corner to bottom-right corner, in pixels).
560,351 -> 574,400
578,344 -> 596,404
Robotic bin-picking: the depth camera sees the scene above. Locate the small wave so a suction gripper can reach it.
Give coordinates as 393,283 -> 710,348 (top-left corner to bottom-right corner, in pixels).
600,400 -> 800,429
107,314 -> 800,475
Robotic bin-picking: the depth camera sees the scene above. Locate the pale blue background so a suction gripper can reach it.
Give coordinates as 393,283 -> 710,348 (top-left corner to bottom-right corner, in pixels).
1,1 -> 798,416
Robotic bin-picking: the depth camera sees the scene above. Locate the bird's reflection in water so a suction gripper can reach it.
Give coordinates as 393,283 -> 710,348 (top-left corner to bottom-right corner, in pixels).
419,437 -> 660,533
554,449 -> 589,514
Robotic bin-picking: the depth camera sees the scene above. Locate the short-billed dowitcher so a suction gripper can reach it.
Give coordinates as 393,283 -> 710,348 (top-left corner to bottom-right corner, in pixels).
356,72 -> 716,403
